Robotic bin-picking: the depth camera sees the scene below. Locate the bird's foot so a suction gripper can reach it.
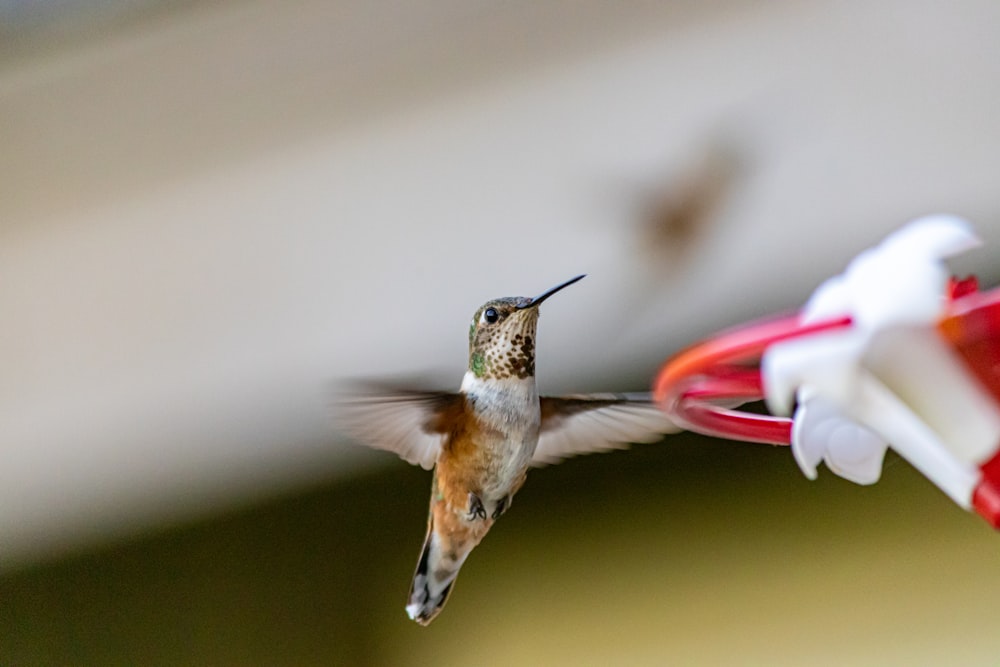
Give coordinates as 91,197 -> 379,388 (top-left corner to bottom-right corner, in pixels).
467,493 -> 487,521
491,495 -> 509,519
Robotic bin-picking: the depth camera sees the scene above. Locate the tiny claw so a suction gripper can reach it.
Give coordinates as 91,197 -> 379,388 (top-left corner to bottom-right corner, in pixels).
491,496 -> 509,519
467,493 -> 487,521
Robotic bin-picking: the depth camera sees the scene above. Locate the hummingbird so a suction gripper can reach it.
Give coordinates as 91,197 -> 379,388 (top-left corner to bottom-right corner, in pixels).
338,275 -> 677,625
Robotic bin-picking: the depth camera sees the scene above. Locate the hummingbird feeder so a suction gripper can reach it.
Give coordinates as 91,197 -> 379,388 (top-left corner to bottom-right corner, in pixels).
652,216 -> 1000,529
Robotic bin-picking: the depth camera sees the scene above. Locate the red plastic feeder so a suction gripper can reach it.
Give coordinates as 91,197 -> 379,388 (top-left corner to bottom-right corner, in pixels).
652,277 -> 1000,528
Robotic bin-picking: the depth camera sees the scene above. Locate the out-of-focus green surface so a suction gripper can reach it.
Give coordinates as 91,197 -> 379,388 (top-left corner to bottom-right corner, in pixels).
2,433 -> 998,666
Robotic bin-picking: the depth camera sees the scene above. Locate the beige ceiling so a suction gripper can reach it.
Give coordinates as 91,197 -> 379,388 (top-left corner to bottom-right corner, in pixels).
3,0 -> 1000,566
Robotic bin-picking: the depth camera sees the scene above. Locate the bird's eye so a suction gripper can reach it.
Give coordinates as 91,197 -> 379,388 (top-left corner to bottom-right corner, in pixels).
484,308 -> 499,324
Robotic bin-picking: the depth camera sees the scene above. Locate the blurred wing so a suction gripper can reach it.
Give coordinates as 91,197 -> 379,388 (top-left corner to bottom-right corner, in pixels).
533,393 -> 678,466
336,389 -> 464,470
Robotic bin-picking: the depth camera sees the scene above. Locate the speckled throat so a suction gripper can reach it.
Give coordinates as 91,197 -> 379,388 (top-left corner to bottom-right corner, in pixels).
468,303 -> 538,381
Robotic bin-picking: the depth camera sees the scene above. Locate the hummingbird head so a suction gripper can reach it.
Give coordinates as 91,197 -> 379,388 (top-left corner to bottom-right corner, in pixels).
467,275 -> 585,380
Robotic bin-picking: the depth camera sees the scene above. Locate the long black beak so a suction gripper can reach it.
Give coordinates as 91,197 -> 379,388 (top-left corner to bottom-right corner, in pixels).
516,274 -> 586,309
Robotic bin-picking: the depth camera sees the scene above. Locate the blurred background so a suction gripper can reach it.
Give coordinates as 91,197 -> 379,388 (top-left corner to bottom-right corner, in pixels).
3,0 -> 1000,664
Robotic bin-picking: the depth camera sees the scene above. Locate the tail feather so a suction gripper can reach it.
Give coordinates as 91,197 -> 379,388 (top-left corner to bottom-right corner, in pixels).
405,518 -> 467,625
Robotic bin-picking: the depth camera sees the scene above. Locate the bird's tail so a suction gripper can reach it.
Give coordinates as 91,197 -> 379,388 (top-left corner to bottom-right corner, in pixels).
405,515 -> 469,625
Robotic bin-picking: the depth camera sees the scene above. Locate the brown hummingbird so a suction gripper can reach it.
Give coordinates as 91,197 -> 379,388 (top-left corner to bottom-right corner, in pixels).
338,275 -> 677,625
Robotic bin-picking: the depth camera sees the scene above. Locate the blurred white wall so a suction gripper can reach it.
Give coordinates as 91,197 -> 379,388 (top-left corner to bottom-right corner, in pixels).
3,0 -> 1000,566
